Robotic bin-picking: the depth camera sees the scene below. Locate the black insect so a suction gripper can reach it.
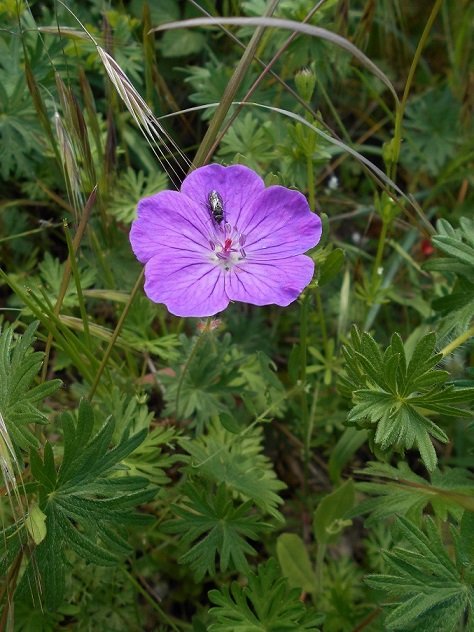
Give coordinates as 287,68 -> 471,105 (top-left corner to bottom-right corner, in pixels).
208,190 -> 224,225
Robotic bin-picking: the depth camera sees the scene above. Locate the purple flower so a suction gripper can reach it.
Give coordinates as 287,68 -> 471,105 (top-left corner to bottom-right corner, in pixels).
130,164 -> 322,317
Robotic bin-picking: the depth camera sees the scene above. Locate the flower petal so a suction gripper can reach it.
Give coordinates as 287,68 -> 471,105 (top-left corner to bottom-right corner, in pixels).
236,186 -> 322,257
144,252 -> 229,317
130,191 -> 211,264
180,164 -> 265,226
225,255 -> 315,307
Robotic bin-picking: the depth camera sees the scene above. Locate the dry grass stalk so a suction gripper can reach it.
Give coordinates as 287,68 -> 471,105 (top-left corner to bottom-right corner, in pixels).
97,47 -> 191,188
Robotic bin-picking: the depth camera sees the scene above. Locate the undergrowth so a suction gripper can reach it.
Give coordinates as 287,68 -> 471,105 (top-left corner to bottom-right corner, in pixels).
0,1 -> 473,630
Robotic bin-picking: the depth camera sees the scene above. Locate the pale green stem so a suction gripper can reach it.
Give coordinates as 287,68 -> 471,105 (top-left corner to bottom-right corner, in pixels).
440,324 -> 474,357
0,222 -> 63,244
371,218 -> 389,286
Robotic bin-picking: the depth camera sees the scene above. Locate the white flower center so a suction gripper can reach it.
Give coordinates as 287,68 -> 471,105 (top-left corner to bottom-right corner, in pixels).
208,223 -> 247,271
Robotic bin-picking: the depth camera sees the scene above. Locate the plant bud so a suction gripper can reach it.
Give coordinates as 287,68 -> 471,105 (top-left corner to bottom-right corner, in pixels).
295,67 -> 316,103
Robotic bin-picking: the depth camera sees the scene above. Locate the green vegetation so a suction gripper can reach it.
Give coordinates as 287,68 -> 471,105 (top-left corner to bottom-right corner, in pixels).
0,1 -> 473,630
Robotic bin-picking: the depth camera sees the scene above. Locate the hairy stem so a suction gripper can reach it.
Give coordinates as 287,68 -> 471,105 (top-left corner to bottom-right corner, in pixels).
175,319 -> 211,419
440,323 -> 474,357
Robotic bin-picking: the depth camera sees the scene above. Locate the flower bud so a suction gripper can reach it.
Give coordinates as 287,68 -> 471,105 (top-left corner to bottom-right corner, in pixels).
295,67 -> 316,103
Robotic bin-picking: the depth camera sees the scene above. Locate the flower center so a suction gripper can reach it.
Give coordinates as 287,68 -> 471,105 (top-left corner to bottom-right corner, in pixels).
209,223 -> 247,271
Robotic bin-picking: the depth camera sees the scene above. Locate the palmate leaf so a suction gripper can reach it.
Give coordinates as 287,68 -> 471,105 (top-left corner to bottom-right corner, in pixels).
30,252 -> 96,309
108,167 -> 168,224
165,482 -> 269,580
0,35 -> 44,180
217,112 -> 275,167
208,558 -> 322,631
0,321 -> 61,451
339,327 -> 474,471
122,424 -> 180,486
425,217 -> 474,280
366,516 -> 474,631
180,420 -> 285,520
424,217 -> 474,339
401,86 -> 461,176
162,332 -> 243,428
352,462 -> 474,524
18,399 -> 155,609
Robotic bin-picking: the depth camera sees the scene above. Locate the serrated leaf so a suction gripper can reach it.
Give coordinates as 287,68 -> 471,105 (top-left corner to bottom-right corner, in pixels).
165,483 -> 268,579
23,399 -> 155,607
0,321 -> 61,451
208,559 -> 321,631
181,420 -> 285,520
339,327 -> 472,471
366,516 -> 473,631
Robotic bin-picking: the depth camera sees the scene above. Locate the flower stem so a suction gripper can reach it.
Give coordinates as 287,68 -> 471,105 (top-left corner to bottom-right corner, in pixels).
88,268 -> 144,399
390,0 -> 444,180
300,294 -> 310,491
175,318 -> 211,419
371,217 -> 389,286
306,155 -> 315,210
315,288 -> 328,356
440,324 -> 474,357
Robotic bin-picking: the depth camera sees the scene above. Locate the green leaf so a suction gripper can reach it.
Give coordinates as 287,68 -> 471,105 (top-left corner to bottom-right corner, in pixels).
352,462 -> 474,524
276,533 -> 316,593
401,87 -> 461,176
122,424 -> 180,486
180,420 -> 285,520
162,332 -> 244,429
0,321 -> 61,451
0,37 -> 44,179
159,29 -> 206,57
30,252 -> 96,309
339,327 -> 472,471
424,218 -> 474,334
165,483 -> 269,579
217,113 -> 275,169
459,512 -> 474,568
108,167 -> 168,223
20,399 -> 155,607
365,516 -> 474,631
208,559 -> 322,631
317,247 -> 345,286
24,504 -> 47,545
219,412 -> 244,434
313,479 -> 355,545
328,427 -> 368,484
